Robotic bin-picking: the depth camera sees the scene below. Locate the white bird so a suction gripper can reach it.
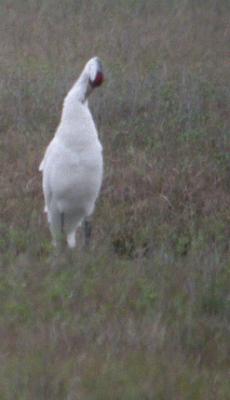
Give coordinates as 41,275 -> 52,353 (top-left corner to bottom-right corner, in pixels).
39,57 -> 104,249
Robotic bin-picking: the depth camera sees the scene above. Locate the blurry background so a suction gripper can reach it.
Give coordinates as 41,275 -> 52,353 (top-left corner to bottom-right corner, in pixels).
0,0 -> 229,398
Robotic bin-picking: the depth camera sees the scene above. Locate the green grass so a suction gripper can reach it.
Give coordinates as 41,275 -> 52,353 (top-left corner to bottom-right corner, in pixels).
0,0 -> 229,398
0,250 -> 229,398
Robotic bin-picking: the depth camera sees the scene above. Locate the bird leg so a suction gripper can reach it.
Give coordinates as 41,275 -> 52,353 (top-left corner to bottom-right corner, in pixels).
84,219 -> 92,248
60,212 -> 66,249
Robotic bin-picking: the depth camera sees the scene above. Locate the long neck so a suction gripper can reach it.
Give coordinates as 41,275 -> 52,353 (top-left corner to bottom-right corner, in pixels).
61,71 -> 92,122
66,70 -> 90,103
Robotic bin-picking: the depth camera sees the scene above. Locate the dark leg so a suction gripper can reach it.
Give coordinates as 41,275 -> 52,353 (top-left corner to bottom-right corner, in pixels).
60,212 -> 65,235
84,219 -> 92,248
60,212 -> 66,249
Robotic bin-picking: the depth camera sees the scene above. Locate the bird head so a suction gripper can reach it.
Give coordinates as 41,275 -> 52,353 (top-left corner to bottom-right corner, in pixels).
86,57 -> 104,88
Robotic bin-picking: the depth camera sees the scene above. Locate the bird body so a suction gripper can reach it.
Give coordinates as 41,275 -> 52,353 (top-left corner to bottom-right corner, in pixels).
39,57 -> 104,248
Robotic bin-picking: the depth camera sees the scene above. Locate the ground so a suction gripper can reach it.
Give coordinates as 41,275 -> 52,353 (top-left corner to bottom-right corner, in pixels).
0,1 -> 229,399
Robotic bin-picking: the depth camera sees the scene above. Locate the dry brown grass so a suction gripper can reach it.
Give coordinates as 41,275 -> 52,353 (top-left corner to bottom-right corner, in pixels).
0,0 -> 229,398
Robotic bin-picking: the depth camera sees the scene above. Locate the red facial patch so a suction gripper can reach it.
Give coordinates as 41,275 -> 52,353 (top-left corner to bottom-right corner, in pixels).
91,71 -> 104,87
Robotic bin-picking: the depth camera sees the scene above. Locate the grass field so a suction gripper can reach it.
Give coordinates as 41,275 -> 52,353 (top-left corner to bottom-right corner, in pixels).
0,0 -> 229,398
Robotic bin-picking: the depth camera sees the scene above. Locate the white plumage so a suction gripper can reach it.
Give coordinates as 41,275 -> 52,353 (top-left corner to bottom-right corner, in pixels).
39,57 -> 104,248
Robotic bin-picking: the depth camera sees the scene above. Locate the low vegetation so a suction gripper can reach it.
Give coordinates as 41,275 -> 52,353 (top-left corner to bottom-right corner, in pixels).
0,0 -> 229,398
